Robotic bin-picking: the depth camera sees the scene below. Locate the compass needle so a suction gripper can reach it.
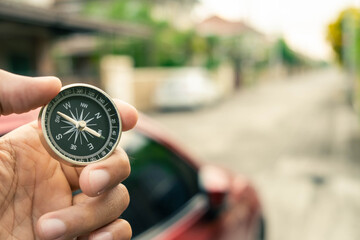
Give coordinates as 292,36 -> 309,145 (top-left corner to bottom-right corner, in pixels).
84,127 -> 102,138
58,111 -> 78,125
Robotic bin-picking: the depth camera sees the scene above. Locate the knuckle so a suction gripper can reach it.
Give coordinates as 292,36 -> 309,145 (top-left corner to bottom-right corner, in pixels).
78,203 -> 97,227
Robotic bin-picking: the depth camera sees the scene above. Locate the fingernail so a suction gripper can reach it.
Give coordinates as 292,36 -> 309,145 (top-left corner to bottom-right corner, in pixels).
90,169 -> 110,194
40,218 -> 66,239
92,232 -> 113,240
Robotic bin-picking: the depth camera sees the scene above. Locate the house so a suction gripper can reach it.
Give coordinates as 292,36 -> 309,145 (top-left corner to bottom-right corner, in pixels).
0,0 -> 149,86
196,16 -> 269,88
196,15 -> 262,37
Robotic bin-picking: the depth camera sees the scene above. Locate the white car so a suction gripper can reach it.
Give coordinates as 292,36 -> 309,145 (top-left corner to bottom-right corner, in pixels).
154,68 -> 220,110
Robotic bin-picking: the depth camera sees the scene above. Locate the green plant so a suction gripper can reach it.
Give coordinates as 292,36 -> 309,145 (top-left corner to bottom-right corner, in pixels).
327,7 -> 360,69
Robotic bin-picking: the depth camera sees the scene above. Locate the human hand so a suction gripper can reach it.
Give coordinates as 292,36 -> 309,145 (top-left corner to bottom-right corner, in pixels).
0,70 -> 137,240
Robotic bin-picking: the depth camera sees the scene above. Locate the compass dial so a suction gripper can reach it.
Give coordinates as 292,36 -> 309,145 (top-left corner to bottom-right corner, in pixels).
39,84 -> 121,166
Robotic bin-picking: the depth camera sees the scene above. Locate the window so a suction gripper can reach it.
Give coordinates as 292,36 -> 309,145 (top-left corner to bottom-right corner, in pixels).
122,131 -> 199,237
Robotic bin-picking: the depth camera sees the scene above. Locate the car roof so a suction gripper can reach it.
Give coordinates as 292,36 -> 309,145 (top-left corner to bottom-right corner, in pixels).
135,113 -> 201,170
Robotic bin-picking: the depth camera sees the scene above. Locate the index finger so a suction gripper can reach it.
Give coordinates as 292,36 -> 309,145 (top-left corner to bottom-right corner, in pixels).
0,70 -> 62,115
113,99 -> 138,132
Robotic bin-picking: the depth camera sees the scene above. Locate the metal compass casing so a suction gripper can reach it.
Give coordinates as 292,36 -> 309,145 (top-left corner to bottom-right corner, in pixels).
38,83 -> 122,166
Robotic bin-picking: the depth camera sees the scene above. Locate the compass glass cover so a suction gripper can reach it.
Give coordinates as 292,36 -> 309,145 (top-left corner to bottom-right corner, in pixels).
42,85 -> 121,164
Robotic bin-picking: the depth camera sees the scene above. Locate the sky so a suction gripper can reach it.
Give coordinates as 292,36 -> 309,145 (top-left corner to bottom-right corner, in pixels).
23,0 -> 360,60
196,0 -> 360,60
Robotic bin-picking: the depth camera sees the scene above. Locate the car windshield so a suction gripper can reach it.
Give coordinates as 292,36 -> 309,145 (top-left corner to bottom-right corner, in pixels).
121,131 -> 199,237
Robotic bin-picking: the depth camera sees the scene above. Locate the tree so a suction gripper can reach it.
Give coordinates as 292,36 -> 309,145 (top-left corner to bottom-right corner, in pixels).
83,0 -> 215,68
327,7 -> 360,114
273,38 -> 304,67
327,7 -> 360,70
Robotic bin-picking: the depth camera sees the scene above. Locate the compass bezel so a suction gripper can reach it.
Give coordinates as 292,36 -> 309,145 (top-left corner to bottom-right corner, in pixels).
38,83 -> 122,166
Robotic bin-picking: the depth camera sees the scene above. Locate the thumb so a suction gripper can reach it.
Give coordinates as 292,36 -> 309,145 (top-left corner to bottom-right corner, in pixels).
0,70 -> 62,115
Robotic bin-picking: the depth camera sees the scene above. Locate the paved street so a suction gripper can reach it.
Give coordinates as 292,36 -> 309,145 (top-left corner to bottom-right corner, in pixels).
149,68 -> 360,240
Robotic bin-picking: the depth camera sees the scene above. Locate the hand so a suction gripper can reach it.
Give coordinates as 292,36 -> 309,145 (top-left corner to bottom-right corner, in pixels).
0,70 -> 137,240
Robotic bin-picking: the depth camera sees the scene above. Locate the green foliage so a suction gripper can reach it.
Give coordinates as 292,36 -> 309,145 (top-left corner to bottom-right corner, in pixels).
84,0 -> 154,24
83,0 -> 303,72
327,7 -> 360,117
204,35 -> 221,69
327,7 -> 360,68
151,26 -> 192,67
274,38 -> 304,66
83,0 -> 216,68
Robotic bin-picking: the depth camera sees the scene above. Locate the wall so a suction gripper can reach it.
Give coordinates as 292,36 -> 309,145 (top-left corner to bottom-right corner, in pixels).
100,55 -> 236,112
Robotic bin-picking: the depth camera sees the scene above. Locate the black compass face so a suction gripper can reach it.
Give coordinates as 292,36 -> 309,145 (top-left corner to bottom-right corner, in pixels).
40,84 -> 121,165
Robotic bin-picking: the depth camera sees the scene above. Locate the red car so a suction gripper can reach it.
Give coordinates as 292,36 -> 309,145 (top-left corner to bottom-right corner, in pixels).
0,111 -> 265,240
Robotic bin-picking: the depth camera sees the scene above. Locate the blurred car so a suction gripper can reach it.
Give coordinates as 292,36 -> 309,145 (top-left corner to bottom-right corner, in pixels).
0,111 -> 265,240
154,68 -> 220,110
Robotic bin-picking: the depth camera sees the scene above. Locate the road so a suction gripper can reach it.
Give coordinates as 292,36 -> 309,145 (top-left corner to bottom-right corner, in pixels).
149,68 -> 360,240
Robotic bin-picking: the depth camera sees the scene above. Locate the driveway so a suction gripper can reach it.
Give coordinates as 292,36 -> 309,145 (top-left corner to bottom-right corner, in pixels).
149,68 -> 360,240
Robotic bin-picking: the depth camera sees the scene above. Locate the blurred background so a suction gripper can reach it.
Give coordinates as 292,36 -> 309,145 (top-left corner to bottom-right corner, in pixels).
1,0 -> 360,239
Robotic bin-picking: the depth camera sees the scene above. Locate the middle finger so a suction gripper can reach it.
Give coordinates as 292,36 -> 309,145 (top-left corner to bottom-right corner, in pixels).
37,184 -> 129,240
79,147 -> 131,197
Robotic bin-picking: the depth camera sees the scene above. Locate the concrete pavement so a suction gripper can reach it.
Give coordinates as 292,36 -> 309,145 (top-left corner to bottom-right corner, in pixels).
149,68 -> 360,240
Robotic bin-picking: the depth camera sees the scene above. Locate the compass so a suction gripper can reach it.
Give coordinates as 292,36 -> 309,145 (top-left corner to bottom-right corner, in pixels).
39,83 -> 122,166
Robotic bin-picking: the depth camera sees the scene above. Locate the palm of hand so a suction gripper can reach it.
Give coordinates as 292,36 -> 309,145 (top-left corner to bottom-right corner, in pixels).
0,122 -> 75,239
0,70 -> 135,240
